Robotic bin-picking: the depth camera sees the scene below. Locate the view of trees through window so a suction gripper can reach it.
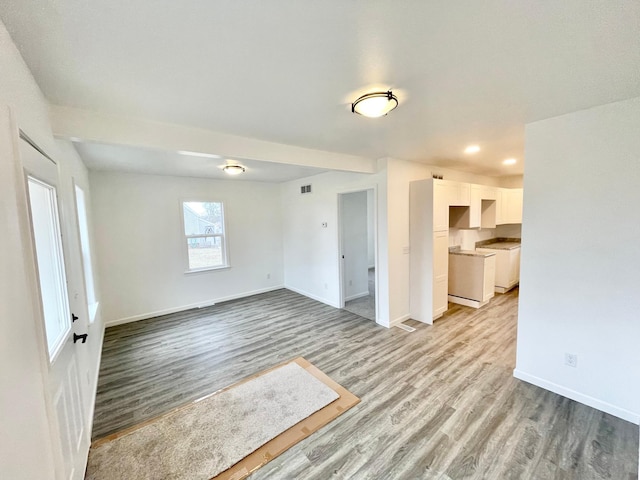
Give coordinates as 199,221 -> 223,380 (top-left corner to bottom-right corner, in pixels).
183,201 -> 227,270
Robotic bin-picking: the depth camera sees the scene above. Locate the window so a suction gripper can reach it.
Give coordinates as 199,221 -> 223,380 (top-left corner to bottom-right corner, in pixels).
28,176 -> 71,360
75,185 -> 98,322
182,201 -> 228,271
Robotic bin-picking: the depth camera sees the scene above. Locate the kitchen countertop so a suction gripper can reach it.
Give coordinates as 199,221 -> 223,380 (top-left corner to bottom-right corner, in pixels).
449,248 -> 496,258
477,242 -> 521,250
475,237 -> 521,250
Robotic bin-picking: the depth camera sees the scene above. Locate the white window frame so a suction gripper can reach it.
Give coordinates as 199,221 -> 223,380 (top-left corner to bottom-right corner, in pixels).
180,200 -> 230,273
73,182 -> 99,323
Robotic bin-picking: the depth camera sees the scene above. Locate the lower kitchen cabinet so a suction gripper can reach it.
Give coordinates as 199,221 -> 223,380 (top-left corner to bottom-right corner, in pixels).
476,245 -> 521,293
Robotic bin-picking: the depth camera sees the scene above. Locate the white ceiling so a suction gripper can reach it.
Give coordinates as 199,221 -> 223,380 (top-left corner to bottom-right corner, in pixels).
73,141 -> 328,183
2,1 -> 640,178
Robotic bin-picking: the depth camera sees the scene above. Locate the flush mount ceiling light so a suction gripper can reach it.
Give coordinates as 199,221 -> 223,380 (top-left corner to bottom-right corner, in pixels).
464,145 -> 481,154
351,90 -> 398,118
223,165 -> 246,175
503,158 -> 517,165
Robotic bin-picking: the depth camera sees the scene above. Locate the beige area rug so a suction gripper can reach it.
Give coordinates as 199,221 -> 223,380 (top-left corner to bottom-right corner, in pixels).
86,357 -> 359,480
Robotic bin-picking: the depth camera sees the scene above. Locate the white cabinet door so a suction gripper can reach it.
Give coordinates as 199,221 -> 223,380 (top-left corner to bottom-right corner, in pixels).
497,188 -> 523,224
509,247 -> 521,285
433,230 -> 449,318
483,256 -> 496,302
433,182 -> 450,231
506,188 -> 523,224
455,182 -> 471,206
469,185 -> 482,228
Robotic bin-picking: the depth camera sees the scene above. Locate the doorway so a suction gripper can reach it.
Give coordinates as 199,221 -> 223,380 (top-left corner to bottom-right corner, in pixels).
338,189 -> 376,321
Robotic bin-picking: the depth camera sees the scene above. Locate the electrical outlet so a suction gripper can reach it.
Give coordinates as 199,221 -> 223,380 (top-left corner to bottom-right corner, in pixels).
267,273 -> 271,279
564,353 -> 578,368
349,280 -> 352,286
324,283 -> 328,289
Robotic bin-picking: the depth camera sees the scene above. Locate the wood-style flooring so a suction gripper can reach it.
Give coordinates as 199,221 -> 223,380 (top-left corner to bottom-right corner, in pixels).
93,288 -> 639,479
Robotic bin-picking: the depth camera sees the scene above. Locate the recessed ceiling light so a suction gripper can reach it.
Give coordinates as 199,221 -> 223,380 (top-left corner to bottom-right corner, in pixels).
222,165 -> 246,176
503,158 -> 517,165
464,145 -> 481,154
351,90 -> 398,118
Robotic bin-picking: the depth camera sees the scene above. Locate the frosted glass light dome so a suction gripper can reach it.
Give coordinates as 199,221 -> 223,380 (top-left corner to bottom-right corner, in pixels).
351,91 -> 398,118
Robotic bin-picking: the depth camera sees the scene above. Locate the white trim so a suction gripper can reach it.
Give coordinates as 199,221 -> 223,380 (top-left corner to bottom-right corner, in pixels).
513,369 -> 640,425
447,295 -> 490,309
105,285 -> 284,327
336,186 -> 379,325
389,313 -> 412,328
284,285 -> 341,309
180,199 -> 230,272
183,265 -> 231,275
86,322 -> 106,438
345,290 -> 370,302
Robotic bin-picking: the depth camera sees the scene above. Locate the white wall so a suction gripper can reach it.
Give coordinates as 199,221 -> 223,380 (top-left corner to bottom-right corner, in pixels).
281,158 -> 501,328
281,169 -> 387,319
0,19 -> 103,479
340,191 -> 369,300
515,96 -> 640,424
90,171 -> 285,324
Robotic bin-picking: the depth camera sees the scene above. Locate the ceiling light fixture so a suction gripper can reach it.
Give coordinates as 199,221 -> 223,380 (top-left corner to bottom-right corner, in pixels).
351,90 -> 398,118
223,165 -> 246,175
503,158 -> 517,165
464,145 -> 481,154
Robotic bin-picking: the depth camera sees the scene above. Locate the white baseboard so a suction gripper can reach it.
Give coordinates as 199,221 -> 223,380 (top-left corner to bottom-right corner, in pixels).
105,285 -> 285,327
87,322 -> 106,438
448,295 -> 490,309
513,369 -> 640,425
283,285 -> 341,309
389,313 -> 412,328
345,290 -> 370,302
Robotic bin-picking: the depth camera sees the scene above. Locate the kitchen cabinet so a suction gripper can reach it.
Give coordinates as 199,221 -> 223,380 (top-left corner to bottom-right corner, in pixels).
468,185 -> 497,229
476,244 -> 521,293
433,231 -> 449,317
497,188 -> 523,224
448,251 -> 496,308
410,178 -> 522,324
433,181 -> 450,231
410,179 -> 451,324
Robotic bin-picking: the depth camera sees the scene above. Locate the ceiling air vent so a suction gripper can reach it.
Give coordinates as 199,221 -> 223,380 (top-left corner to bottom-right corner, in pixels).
300,184 -> 312,194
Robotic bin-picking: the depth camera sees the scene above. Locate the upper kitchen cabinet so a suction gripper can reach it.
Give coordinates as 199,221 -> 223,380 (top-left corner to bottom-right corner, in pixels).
497,188 -> 523,224
434,180 -> 470,209
468,185 -> 498,229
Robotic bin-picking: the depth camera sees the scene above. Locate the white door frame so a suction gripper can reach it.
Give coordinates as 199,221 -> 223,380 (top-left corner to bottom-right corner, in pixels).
337,186 -> 379,323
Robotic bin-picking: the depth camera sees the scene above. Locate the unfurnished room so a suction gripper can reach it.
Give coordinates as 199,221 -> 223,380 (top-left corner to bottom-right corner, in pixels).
1,2 -> 639,479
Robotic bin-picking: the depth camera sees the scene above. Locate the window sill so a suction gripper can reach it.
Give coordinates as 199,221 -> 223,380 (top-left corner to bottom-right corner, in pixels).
184,265 -> 231,275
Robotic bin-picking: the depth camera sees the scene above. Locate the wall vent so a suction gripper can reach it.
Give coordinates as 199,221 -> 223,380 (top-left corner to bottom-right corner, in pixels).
300,184 -> 312,194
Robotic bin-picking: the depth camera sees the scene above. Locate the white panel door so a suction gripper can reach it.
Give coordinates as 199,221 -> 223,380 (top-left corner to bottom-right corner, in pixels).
21,138 -> 89,480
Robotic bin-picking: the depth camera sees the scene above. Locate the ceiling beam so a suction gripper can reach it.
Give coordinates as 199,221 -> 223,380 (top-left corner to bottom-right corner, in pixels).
49,105 -> 377,174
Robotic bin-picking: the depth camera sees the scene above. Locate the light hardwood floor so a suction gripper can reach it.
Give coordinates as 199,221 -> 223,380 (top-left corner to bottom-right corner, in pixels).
93,288 -> 639,479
